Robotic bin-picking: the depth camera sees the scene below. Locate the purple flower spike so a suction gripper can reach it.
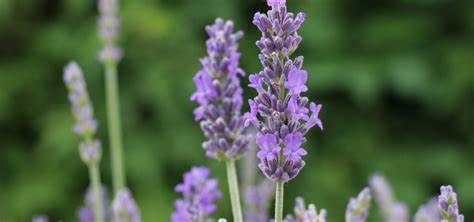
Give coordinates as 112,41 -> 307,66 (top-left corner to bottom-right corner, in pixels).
438,185 -> 464,222
77,185 -> 110,222
369,174 -> 409,222
345,187 -> 372,222
64,62 -> 98,138
79,139 -> 102,165
285,197 -> 326,222
97,0 -> 122,63
32,215 -> 49,222
112,188 -> 141,222
247,0 -> 323,183
244,180 -> 274,222
191,18 -> 250,160
414,198 -> 440,222
172,166 -> 222,222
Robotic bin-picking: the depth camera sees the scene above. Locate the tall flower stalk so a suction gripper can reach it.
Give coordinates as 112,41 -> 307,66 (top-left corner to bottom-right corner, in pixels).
247,0 -> 323,221
64,62 -> 105,222
191,18 -> 250,222
97,0 -> 125,193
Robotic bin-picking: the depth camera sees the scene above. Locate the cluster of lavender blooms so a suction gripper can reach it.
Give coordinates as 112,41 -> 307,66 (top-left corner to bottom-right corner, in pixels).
97,0 -> 122,63
345,188 -> 372,222
438,185 -> 464,222
414,199 -> 440,222
244,180 -> 274,222
78,186 -> 110,222
245,0 -> 323,183
64,62 -> 102,165
285,197 -> 327,222
191,18 -> 250,160
369,174 -> 409,222
172,167 -> 222,222
112,189 -> 141,222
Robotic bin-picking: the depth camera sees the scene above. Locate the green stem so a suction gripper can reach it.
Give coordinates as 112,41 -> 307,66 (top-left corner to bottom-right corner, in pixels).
105,62 -> 126,193
89,164 -> 104,222
275,181 -> 285,222
225,160 -> 243,222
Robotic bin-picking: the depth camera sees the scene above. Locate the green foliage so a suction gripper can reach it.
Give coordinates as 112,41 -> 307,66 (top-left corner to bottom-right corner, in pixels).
0,0 -> 473,221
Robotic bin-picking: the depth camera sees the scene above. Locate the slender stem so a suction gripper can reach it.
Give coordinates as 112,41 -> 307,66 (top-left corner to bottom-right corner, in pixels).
275,181 -> 285,222
225,160 -> 243,222
105,62 -> 126,193
89,164 -> 105,222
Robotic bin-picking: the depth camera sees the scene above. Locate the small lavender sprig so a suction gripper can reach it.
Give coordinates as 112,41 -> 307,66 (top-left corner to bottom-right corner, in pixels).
32,215 -> 49,222
438,185 -> 464,222
345,187 -> 371,222
244,180 -> 274,222
172,166 -> 222,222
64,62 -> 105,222
285,197 -> 327,222
77,185 -> 110,222
97,0 -> 126,194
112,188 -> 141,222
369,174 -> 408,222
191,18 -> 249,222
414,198 -> 440,222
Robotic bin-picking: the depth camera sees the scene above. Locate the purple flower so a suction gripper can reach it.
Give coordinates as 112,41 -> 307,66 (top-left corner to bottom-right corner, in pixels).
414,198 -> 440,222
191,18 -> 250,160
112,188 -> 141,222
285,197 -> 326,222
247,0 -> 323,183
32,215 -> 49,222
64,62 -> 98,138
244,180 -> 274,222
97,0 -> 122,63
172,166 -> 222,222
77,185 -> 110,222
79,139 -> 102,165
438,185 -> 464,222
369,174 -> 408,222
345,187 -> 372,222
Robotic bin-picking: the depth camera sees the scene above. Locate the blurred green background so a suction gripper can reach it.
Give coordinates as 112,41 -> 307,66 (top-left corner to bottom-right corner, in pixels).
0,0 -> 473,221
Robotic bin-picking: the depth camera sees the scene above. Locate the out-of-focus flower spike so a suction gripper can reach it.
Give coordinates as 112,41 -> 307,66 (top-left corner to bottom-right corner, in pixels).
438,185 -> 464,222
369,173 -> 408,222
284,197 -> 326,222
32,215 -> 49,222
414,198 -> 440,222
345,187 -> 372,222
112,188 -> 141,222
77,185 -> 110,222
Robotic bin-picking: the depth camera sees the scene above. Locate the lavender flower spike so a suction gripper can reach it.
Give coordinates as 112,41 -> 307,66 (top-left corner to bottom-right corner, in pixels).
191,18 -> 249,160
97,0 -> 122,63
247,0 -> 323,183
244,180 -> 274,222
112,188 -> 141,222
345,187 -> 371,222
438,185 -> 464,222
285,197 -> 326,222
32,215 -> 49,222
369,174 -> 408,222
172,166 -> 222,222
64,62 -> 98,139
414,198 -> 440,222
77,185 -> 110,222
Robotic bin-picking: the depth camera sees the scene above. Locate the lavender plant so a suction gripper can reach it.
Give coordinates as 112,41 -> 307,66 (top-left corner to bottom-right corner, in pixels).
284,197 -> 327,222
112,188 -> 141,222
438,185 -> 464,222
97,0 -> 126,193
345,187 -> 372,222
191,18 -> 249,221
32,215 -> 49,222
77,185 -> 110,222
246,0 -> 323,220
64,62 -> 105,222
414,198 -> 440,222
369,173 -> 409,222
172,166 -> 222,222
